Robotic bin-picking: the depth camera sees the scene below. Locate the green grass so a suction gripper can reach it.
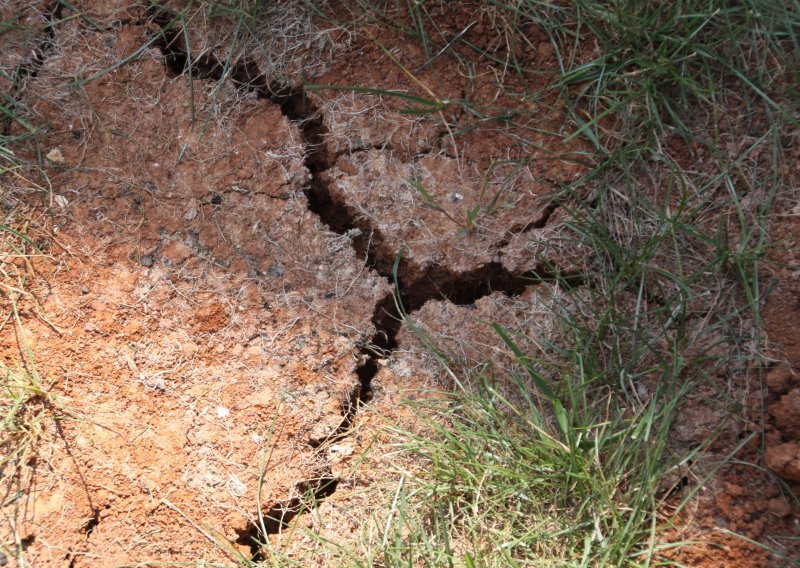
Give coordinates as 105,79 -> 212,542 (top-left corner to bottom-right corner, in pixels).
540,0 -> 798,145
366,153 -> 784,566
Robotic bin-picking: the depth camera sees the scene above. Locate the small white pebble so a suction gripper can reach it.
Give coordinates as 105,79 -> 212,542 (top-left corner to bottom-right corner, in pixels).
46,148 -> 65,164
330,443 -> 354,458
228,475 -> 247,497
216,406 -> 230,419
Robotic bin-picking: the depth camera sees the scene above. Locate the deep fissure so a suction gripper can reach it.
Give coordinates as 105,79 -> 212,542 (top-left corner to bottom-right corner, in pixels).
235,472 -> 339,559
82,507 -> 102,538
147,8 -> 574,557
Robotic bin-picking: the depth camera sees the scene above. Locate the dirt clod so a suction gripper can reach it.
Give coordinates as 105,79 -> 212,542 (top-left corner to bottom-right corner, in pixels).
766,365 -> 794,394
766,443 -> 800,481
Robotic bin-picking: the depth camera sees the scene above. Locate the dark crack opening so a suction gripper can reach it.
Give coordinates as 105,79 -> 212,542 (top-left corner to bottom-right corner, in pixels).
235,473 -> 339,561
82,505 -> 106,538
146,6 -> 579,557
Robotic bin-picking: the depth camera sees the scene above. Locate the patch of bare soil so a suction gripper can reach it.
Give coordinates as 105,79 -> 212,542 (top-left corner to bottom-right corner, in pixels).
1,1 -> 798,566
1,13 -> 390,567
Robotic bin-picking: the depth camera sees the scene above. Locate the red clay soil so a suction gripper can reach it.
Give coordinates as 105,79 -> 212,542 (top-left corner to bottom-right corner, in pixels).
1,21 -> 389,566
1,1 -> 798,566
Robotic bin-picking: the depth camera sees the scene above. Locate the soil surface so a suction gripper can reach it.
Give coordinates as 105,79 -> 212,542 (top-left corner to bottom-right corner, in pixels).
1,1 -> 798,566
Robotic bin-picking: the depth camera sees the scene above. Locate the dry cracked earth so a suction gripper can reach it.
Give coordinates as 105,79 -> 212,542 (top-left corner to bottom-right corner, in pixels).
1,1 -> 799,566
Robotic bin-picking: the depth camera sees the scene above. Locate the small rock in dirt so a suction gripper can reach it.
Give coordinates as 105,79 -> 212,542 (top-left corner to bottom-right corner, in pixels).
769,389 -> 800,431
537,42 -> 555,61
449,192 -> 463,202
765,365 -> 793,393
309,414 -> 344,446
139,254 -> 154,267
162,240 -> 192,265
181,341 -> 199,355
227,475 -> 247,497
216,406 -> 230,419
725,482 -> 746,497
672,404 -> 729,444
765,365 -> 792,394
765,442 -> 800,481
46,148 -> 65,164
767,496 -> 792,517
268,264 -> 285,277
80,285 -> 89,294
329,442 -> 354,462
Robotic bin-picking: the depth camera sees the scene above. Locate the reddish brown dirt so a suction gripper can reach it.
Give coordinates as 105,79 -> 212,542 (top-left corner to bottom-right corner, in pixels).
1,1 -> 798,566
1,13 -> 389,565
650,136 -> 800,566
763,193 -> 800,479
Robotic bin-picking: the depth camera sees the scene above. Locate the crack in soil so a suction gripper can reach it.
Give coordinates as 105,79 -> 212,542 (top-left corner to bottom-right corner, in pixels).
82,510 -> 100,537
505,200 -> 560,237
147,7 -> 580,558
240,471 -> 339,547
